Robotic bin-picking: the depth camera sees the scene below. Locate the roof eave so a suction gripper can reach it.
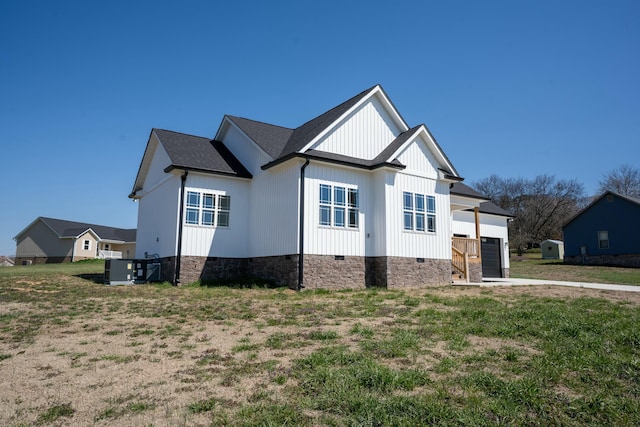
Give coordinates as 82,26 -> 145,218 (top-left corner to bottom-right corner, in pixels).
261,153 -> 406,172
164,165 -> 253,179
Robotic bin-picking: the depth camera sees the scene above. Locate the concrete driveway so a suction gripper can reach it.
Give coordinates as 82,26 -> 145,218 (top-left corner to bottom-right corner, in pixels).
471,277 -> 640,293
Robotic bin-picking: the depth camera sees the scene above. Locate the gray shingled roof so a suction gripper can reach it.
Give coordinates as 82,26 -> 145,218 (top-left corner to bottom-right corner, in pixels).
302,149 -> 404,170
40,217 -> 136,242
228,86 -> 379,163
450,183 -> 513,217
150,85 -> 459,177
476,201 -> 514,217
155,129 -> 252,178
225,116 -> 293,158
450,182 -> 491,200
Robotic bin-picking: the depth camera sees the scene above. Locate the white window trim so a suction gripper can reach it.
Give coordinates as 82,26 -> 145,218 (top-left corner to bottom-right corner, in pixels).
403,191 -> 436,234
319,183 -> 359,229
83,239 -> 91,251
184,190 -> 230,228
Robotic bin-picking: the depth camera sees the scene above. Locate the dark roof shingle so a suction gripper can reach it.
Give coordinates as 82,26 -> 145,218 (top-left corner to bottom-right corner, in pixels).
155,129 -> 252,178
477,201 -> 514,217
450,182 -> 491,200
40,217 -> 136,242
225,116 -> 293,158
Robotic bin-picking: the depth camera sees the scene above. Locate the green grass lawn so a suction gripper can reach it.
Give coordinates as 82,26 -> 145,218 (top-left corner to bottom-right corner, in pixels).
1,262 -> 640,425
510,252 -> 640,285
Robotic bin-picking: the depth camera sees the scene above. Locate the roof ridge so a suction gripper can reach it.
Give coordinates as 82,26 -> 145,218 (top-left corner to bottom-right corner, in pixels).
154,128 -> 210,140
226,115 -> 294,131
40,216 -> 134,231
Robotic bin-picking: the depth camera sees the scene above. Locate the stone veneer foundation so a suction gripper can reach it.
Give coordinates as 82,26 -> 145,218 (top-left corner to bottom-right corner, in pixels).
157,254 -> 457,289
564,254 -> 640,268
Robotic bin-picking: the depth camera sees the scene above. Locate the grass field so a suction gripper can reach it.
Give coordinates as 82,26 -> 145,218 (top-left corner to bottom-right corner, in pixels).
510,251 -> 640,285
1,261 -> 640,425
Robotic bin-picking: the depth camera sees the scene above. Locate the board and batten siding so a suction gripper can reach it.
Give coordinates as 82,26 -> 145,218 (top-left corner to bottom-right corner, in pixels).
248,162 -> 301,257
135,175 -> 181,259
219,122 -> 272,176
311,96 -> 401,160
369,170 -> 393,257
143,133 -> 173,191
180,173 -> 250,258
304,163 -> 369,256
395,135 -> 440,179
451,211 -> 510,270
384,173 -> 452,260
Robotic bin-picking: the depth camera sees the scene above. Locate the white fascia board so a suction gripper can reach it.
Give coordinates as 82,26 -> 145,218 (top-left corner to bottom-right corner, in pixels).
131,130 -> 160,196
388,125 -> 459,178
100,239 -> 127,244
133,173 -> 174,199
298,85 -> 410,153
77,228 -> 101,241
214,116 -> 273,159
450,194 -> 482,210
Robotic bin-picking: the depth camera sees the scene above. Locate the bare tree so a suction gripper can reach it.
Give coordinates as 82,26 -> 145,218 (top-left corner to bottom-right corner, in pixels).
598,164 -> 640,198
474,175 -> 585,255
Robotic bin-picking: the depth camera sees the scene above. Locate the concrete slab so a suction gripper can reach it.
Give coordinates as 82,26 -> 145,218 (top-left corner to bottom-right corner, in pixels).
469,277 -> 640,293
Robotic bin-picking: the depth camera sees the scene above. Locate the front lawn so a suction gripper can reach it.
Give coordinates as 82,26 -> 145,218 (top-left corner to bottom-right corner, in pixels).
1,262 -> 640,425
510,255 -> 640,285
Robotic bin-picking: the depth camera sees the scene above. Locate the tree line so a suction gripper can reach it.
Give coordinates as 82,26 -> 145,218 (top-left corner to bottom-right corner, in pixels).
472,164 -> 640,255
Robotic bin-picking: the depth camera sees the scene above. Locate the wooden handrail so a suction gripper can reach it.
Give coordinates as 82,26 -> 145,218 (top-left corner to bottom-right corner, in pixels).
452,237 -> 480,258
451,246 -> 467,280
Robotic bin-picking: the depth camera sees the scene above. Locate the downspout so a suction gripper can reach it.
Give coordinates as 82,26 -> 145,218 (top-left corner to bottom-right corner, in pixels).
174,170 -> 188,286
298,159 -> 310,290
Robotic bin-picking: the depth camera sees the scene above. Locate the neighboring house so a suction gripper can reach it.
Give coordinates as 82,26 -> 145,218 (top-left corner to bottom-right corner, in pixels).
541,239 -> 564,260
130,84 -> 510,289
14,217 -> 136,265
451,183 -> 513,278
0,256 -> 15,267
563,191 -> 640,267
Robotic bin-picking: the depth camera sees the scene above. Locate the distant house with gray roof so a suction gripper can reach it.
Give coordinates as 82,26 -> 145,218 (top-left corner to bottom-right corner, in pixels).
14,217 -> 136,265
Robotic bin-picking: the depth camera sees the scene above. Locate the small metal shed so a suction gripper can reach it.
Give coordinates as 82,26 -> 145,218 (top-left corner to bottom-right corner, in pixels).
541,240 -> 564,260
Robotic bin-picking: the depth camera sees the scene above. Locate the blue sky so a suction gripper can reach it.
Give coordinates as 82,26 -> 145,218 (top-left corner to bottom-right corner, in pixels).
1,0 -> 639,256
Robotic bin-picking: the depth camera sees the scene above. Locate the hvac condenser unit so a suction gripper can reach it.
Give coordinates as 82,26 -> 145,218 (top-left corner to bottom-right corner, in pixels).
104,259 -> 161,285
104,259 -> 141,285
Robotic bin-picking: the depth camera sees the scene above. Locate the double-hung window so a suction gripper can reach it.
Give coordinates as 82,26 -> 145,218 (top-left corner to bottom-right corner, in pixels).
598,231 -> 609,249
403,191 -> 436,233
319,184 -> 359,228
185,191 -> 230,227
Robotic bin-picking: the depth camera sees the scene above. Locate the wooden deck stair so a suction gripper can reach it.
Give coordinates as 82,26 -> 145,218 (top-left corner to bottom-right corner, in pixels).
451,237 -> 481,283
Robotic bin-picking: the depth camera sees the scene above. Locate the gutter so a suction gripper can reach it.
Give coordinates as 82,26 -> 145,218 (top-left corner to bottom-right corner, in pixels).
297,159 -> 310,290
261,152 -> 406,172
174,170 -> 188,286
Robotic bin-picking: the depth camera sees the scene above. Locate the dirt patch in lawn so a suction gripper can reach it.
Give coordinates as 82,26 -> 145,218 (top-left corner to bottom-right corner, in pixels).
2,281 -> 639,425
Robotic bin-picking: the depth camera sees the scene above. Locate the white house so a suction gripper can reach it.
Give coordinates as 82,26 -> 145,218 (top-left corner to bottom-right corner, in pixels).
129,85 -> 510,289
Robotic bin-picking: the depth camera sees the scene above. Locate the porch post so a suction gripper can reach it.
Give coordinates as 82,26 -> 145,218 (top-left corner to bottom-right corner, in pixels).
474,207 -> 481,260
